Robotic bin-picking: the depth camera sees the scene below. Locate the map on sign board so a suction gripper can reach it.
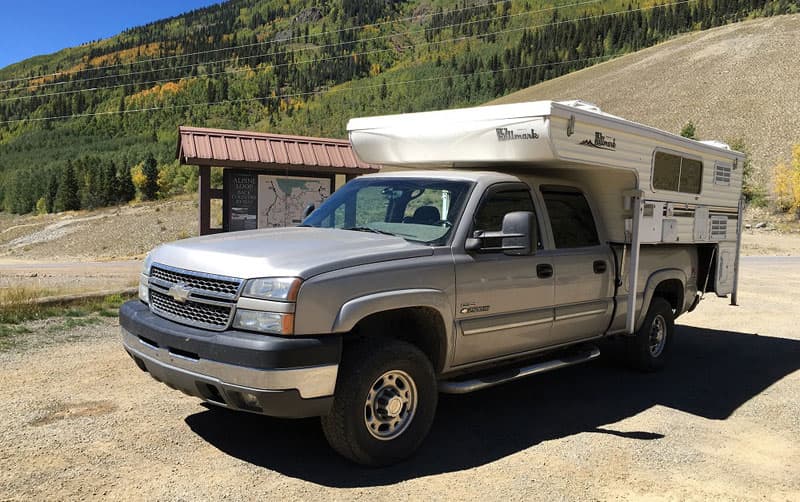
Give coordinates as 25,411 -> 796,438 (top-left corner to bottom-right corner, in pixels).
257,175 -> 331,228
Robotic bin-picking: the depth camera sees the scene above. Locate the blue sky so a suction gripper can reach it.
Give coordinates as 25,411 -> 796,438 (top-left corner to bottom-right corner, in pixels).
0,0 -> 223,70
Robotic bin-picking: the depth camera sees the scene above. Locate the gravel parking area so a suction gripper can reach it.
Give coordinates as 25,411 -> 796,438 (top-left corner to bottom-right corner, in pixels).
0,257 -> 798,500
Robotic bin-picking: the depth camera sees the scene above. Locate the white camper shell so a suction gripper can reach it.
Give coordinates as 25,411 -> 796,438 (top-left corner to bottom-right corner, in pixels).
348,100 -> 745,332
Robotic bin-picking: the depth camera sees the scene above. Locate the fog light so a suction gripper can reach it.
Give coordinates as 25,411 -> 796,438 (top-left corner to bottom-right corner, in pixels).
240,392 -> 260,409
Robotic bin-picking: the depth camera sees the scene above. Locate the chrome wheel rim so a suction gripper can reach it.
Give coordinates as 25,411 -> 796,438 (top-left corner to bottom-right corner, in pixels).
364,369 -> 418,441
649,314 -> 667,357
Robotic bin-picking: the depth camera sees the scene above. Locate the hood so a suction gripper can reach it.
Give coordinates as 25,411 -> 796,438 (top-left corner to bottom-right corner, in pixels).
149,227 -> 433,279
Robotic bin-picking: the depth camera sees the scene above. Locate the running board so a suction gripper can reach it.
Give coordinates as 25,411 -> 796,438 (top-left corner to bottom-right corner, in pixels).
438,345 -> 601,394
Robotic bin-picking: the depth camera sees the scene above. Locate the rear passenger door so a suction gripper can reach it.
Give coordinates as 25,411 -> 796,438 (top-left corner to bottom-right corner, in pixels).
540,186 -> 614,345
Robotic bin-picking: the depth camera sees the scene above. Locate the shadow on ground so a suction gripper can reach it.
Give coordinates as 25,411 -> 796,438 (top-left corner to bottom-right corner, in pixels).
185,326 -> 800,486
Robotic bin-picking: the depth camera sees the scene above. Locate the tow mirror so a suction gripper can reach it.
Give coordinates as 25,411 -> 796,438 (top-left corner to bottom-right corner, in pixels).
500,211 -> 536,256
464,211 -> 537,255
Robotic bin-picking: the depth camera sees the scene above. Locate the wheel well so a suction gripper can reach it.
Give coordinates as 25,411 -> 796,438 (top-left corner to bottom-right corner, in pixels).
348,307 -> 447,373
653,279 -> 684,313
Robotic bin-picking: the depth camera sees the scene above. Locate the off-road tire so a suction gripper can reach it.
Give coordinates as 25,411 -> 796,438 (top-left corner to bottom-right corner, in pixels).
625,297 -> 674,372
321,338 -> 437,467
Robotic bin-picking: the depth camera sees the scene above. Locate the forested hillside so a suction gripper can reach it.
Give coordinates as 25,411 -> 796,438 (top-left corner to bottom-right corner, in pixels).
1,0 -> 797,214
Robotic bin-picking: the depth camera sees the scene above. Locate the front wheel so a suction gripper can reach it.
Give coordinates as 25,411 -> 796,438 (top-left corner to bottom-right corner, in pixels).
625,297 -> 674,372
321,339 -> 437,466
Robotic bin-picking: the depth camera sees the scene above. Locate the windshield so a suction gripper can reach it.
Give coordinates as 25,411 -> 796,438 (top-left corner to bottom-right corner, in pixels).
302,177 -> 473,245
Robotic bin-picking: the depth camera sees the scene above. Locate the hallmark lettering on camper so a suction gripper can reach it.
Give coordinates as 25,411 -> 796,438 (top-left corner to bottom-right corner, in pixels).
581,131 -> 617,150
496,127 -> 539,141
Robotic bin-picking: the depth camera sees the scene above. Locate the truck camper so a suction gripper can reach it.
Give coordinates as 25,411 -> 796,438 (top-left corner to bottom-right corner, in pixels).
121,100 -> 744,465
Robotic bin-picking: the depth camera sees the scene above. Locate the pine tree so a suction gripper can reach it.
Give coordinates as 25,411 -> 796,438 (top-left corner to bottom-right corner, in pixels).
142,155 -> 159,201
680,121 -> 697,139
45,173 -> 59,213
54,161 -> 80,212
116,165 -> 136,204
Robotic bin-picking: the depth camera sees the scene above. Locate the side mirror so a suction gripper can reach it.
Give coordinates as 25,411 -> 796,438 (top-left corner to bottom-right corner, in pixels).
464,211 -> 537,255
500,211 -> 537,256
302,203 -> 316,219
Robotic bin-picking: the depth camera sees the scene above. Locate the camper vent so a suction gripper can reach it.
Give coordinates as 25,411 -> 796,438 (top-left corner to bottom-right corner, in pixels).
714,164 -> 732,185
710,216 -> 728,240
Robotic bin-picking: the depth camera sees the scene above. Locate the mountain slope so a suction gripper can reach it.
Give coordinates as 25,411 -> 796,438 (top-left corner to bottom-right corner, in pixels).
0,0 -> 797,214
491,13 -> 800,186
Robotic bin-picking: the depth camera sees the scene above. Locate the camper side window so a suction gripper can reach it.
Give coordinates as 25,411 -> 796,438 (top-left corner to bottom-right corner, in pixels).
652,151 -> 703,194
541,187 -> 599,248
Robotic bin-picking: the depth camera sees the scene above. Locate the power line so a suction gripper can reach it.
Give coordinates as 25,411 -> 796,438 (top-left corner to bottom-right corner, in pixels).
1,0 -> 604,95
1,0 -> 680,106
0,54 -> 617,125
0,0 -> 612,104
0,0 -> 697,125
0,0 -> 518,88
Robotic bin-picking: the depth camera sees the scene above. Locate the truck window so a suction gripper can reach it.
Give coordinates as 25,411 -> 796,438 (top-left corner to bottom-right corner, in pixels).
540,187 -> 599,248
473,188 -> 540,250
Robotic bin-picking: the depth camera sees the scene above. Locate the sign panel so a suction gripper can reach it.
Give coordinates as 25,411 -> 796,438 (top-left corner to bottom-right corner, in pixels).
257,175 -> 331,227
227,172 -> 332,231
228,173 -> 259,231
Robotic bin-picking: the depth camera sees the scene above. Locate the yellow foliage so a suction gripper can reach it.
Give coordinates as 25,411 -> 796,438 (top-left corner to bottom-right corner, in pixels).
370,63 -> 382,77
128,79 -> 189,104
773,144 -> 800,213
130,163 -> 146,194
88,43 -> 160,67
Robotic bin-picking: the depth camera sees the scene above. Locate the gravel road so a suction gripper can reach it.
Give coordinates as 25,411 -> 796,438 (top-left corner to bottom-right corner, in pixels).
1,258 -> 798,500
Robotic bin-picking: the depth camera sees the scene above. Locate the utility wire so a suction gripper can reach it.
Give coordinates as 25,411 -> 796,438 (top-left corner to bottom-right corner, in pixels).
0,54 -> 617,125
0,0 -> 678,104
0,0 -> 612,103
0,0 -> 518,88
0,0 -> 604,95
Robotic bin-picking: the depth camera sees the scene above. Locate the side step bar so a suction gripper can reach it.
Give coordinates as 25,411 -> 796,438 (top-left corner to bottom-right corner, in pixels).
438,345 -> 601,394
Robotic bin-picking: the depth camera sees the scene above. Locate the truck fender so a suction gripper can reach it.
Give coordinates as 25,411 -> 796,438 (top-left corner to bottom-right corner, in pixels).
332,288 -> 454,336
635,269 -> 687,331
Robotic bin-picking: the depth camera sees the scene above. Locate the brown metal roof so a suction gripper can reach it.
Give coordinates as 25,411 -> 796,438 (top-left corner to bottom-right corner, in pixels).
177,126 -> 380,174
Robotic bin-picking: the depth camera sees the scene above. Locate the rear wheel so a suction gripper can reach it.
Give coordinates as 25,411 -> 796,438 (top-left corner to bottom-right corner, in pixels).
625,297 -> 674,372
321,339 -> 437,466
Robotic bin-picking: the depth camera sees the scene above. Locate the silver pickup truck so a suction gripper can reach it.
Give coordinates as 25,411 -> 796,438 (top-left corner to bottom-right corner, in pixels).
120,170 -> 699,466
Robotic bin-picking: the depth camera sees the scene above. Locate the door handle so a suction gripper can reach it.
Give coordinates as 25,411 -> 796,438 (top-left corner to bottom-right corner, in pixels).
593,260 -> 607,274
537,264 -> 553,279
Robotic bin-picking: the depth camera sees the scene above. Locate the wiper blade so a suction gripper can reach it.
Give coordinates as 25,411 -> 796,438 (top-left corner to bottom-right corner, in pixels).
343,226 -> 396,236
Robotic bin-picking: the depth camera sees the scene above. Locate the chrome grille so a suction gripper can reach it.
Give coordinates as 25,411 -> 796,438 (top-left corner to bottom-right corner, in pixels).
150,290 -> 231,329
151,266 -> 241,297
148,264 -> 243,331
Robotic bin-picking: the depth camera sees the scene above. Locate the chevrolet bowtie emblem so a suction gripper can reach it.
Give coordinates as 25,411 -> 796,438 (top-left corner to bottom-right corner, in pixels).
168,283 -> 191,303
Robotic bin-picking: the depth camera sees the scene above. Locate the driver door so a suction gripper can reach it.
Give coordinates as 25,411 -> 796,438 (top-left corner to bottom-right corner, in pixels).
453,183 -> 555,366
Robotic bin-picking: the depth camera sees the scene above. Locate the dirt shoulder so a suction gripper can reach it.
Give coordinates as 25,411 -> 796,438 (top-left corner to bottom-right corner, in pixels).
0,197 -> 197,262
0,258 -> 798,500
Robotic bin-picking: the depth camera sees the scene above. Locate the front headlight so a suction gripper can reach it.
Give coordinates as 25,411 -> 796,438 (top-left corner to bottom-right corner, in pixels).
142,253 -> 154,276
242,277 -> 301,302
139,253 -> 153,304
233,310 -> 294,335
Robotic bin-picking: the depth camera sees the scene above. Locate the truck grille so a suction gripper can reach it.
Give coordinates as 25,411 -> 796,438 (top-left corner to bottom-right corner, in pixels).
148,265 -> 243,331
150,266 -> 241,297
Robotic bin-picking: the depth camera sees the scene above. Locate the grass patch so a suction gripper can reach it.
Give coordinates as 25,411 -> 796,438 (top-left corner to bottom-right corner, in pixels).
0,287 -> 135,349
0,287 -> 134,324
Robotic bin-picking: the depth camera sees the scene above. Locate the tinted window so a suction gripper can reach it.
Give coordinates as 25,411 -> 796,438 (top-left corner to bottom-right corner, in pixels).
473,188 -> 538,250
541,188 -> 599,248
653,151 -> 703,194
474,189 -> 534,232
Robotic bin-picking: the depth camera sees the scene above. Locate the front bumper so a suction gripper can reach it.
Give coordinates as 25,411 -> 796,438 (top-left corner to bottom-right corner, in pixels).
120,300 -> 340,418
